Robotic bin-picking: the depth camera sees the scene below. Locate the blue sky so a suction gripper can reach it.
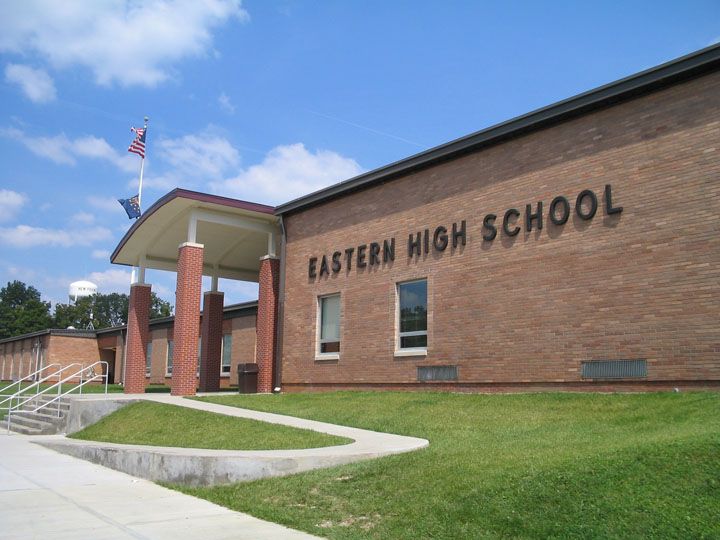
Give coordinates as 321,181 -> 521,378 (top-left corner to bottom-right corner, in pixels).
0,1 -> 717,309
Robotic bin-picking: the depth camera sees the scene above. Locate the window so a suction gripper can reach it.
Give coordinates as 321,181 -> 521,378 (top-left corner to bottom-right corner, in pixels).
145,342 -> 153,377
318,294 -> 340,357
397,279 -> 427,350
166,340 -> 173,375
221,334 -> 232,375
196,338 -> 201,377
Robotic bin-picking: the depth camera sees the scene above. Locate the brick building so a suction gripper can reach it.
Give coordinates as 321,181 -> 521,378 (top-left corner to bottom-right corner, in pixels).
3,45 -> 719,394
0,303 -> 257,389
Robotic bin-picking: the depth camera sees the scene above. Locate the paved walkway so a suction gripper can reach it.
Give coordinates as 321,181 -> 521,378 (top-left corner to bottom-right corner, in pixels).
34,394 -> 428,487
0,429 -> 321,539
1,393 -> 429,539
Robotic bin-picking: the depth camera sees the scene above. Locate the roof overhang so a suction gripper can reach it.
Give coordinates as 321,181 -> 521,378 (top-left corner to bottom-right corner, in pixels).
111,189 -> 278,283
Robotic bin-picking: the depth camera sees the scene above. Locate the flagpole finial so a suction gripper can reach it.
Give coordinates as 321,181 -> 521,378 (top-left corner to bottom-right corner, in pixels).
144,116 -> 149,126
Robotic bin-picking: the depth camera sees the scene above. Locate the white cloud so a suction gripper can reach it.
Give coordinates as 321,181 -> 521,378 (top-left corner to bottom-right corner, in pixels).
86,268 -> 132,291
73,135 -> 137,172
120,127 -> 362,204
213,143 -> 363,204
0,190 -> 27,222
127,173 -> 177,192
1,127 -> 136,171
70,212 -> 95,224
4,63 -> 56,102
151,282 -> 174,300
92,249 -> 110,260
219,279 -> 258,303
0,1 -> 248,87
0,224 -> 112,247
87,195 -> 122,212
159,131 -> 240,178
218,92 -> 235,114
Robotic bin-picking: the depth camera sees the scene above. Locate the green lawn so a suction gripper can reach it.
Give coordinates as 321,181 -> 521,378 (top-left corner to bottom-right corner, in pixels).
0,382 -> 174,398
0,381 -> 125,394
172,392 -> 720,539
70,401 -> 351,450
1,383 -> 170,421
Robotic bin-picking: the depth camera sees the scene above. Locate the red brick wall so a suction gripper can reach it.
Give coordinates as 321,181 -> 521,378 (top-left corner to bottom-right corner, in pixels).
141,313 -> 256,388
0,334 -> 97,382
280,71 -> 720,392
0,311 -> 258,387
256,256 -> 280,393
125,284 -> 151,393
199,291 -> 224,392
171,243 -> 203,396
48,335 -> 100,369
0,335 -> 50,380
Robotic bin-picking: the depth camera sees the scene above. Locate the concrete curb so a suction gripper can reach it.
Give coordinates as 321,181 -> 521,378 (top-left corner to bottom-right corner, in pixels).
33,394 -> 429,486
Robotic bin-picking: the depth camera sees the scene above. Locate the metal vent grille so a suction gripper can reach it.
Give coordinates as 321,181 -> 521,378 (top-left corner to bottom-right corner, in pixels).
581,359 -> 647,379
417,365 -> 458,381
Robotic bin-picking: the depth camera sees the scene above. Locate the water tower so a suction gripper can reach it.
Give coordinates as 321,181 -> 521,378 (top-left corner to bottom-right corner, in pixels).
68,280 -> 98,330
68,280 -> 98,303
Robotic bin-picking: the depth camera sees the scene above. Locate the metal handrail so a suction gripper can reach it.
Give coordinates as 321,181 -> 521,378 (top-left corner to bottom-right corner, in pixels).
0,363 -> 60,398
0,363 -> 80,411
6,361 -> 109,433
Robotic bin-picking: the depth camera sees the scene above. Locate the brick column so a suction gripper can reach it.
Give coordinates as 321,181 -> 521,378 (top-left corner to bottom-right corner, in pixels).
255,256 -> 279,393
124,283 -> 151,394
172,242 -> 204,396
199,291 -> 224,392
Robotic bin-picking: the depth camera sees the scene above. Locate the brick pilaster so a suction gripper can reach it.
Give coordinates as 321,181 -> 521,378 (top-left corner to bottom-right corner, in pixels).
172,242 -> 203,396
256,256 -> 279,393
124,283 -> 151,394
199,291 -> 224,392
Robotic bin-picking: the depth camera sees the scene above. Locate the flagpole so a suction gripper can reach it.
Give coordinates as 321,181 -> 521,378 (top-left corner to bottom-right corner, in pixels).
129,116 -> 148,286
126,116 -> 148,387
137,116 -> 148,212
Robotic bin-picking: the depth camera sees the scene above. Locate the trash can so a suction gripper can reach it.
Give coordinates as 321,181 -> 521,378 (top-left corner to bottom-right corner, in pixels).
237,363 -> 259,394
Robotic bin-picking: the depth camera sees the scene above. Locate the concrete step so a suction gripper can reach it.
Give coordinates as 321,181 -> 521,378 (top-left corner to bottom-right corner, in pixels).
20,397 -> 70,412
5,424 -> 45,435
12,410 -> 65,425
4,414 -> 58,435
5,396 -> 70,435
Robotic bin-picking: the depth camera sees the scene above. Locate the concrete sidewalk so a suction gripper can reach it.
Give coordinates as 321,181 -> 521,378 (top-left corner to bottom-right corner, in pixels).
34,394 -> 429,486
0,431 -> 322,540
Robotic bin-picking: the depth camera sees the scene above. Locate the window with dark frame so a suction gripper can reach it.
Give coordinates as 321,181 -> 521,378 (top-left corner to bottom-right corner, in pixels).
221,334 -> 232,374
145,342 -> 152,377
398,279 -> 427,349
166,340 -> 173,375
196,338 -> 201,376
319,294 -> 340,354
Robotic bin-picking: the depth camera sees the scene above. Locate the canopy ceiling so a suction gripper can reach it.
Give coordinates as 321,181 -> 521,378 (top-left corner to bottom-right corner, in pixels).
111,189 -> 279,283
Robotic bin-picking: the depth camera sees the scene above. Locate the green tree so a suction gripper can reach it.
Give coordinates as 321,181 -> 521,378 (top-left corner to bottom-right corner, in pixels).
150,293 -> 173,320
0,281 -> 53,339
53,292 -> 172,330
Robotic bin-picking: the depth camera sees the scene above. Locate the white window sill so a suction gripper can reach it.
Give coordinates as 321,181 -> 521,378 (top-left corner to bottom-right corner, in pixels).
221,373 -> 231,378
315,353 -> 340,361
394,349 -> 427,358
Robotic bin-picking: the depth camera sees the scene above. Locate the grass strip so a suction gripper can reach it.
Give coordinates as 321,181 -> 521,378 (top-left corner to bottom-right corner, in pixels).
178,391 -> 720,539
70,401 -> 351,450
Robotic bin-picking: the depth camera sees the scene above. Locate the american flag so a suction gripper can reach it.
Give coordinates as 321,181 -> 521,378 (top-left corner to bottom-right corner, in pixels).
128,126 -> 147,158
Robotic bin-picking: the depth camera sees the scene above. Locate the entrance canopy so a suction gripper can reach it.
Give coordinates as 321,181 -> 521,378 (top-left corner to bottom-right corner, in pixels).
111,189 -> 279,283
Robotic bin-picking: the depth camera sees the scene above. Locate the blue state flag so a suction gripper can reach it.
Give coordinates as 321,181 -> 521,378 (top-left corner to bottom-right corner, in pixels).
118,195 -> 141,219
